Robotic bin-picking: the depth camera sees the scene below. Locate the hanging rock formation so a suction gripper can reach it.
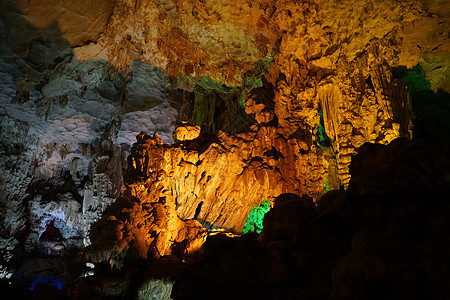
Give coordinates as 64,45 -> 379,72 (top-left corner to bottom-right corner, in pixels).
125,130 -> 326,233
0,0 -> 449,298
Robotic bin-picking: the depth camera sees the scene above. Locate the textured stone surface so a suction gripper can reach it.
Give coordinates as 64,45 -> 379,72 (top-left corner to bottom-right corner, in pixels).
0,0 -> 449,297
0,1 -> 179,277
138,278 -> 174,300
83,196 -> 207,268
174,125 -> 201,141
64,0 -> 278,86
126,130 -> 326,233
17,0 -> 116,47
136,256 -> 184,300
172,139 -> 450,299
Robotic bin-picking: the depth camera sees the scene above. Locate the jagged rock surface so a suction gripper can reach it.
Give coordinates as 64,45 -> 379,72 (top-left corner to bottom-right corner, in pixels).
17,0 -> 449,188
172,139 -> 450,299
0,0 -> 449,297
126,131 -> 326,233
83,196 -> 209,269
0,1 -> 179,278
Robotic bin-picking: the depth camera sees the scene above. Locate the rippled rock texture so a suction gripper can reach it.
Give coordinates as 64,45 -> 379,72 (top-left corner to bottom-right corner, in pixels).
126,130 -> 325,233
16,0 -> 450,186
0,0 -> 449,298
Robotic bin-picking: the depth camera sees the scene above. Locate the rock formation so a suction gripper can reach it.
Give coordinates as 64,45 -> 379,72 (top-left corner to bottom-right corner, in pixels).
172,139 -> 450,299
125,130 -> 326,233
0,0 -> 448,298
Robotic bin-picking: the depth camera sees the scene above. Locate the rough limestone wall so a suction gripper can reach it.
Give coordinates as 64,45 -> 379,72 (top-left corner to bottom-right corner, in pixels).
1,0 -> 448,281
47,0 -> 279,86
0,3 -> 122,276
0,1 -> 179,278
266,0 -> 449,186
16,0 -> 449,190
126,129 -> 326,233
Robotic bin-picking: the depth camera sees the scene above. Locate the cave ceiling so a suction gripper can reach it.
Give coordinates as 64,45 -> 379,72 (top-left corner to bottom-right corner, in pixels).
0,0 -> 449,297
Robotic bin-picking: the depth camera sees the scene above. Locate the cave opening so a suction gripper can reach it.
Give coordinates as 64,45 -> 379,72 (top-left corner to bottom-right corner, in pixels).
40,220 -> 63,242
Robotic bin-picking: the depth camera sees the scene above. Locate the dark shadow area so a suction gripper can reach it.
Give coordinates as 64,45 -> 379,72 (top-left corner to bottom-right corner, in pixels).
173,193 -> 355,300
172,139 -> 450,299
394,64 -> 450,141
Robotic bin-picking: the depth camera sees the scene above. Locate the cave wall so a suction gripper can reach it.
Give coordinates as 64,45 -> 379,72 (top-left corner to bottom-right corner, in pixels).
0,0 -> 449,293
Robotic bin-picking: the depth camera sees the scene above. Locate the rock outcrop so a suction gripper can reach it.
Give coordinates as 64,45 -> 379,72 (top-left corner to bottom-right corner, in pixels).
126,130 -> 326,233
172,139 -> 450,299
332,139 -> 450,299
0,0 -> 448,298
0,1 -> 177,278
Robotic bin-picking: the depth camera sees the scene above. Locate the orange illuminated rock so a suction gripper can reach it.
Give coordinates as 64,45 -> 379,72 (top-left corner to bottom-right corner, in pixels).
18,0 -> 115,47
174,125 -> 201,141
83,197 -> 210,268
125,130 -> 326,233
18,0 -> 280,86
16,0 -> 449,188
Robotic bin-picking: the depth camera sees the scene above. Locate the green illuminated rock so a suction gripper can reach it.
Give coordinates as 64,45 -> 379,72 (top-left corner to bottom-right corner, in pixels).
399,64 -> 450,141
324,177 -> 331,193
242,200 -> 271,235
401,64 -> 431,93
316,109 -> 332,148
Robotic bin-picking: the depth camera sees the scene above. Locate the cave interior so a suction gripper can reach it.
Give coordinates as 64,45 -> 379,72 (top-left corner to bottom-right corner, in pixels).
0,0 -> 449,299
